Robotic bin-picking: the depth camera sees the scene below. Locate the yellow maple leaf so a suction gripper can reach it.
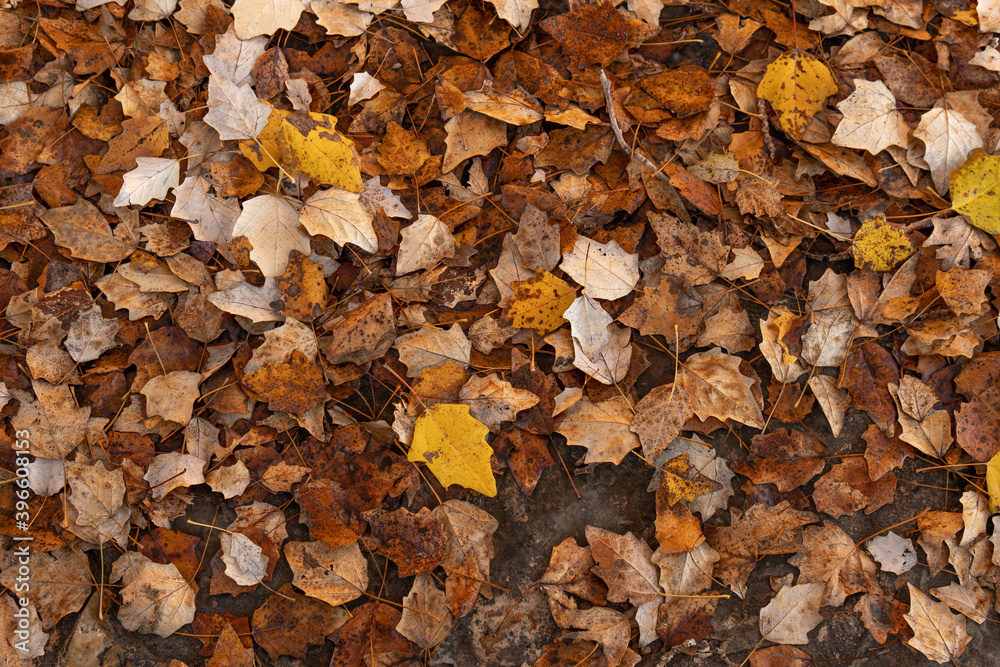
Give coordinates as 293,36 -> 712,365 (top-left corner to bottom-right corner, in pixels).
240,107 -> 287,172
277,110 -> 364,192
239,109 -> 364,193
758,50 -> 837,139
951,149 -> 1000,234
408,403 -> 496,497
987,450 -> 1000,513
506,270 -> 577,334
853,215 -> 916,272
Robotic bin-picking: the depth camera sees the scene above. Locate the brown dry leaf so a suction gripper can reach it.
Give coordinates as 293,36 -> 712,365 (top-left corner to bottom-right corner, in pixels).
11,380 -> 90,459
677,347 -> 764,429
207,624 -> 254,667
812,458 -> 895,518
572,323 -> 632,385
284,540 -> 368,607
363,507 -> 446,577
320,292 -> 395,365
396,573 -> 454,649
808,375 -> 850,437
789,521 -> 881,607
649,213 -> 730,286
538,3 -> 630,67
620,275 -> 704,342
731,429 -> 825,492
40,198 -> 135,262
630,384 -> 693,460
935,268 -> 991,316
905,583 -> 971,663
112,556 -> 197,638
252,583 -> 349,660
760,308 -> 806,384
144,453 -> 206,500
586,525 -> 660,606
442,111 -> 507,173
394,324 -> 471,377
141,370 -> 202,425
838,341 -> 899,433
396,214 -> 456,276
242,349 -> 326,416
457,373 -> 539,431
759,582 -> 824,645
557,396 -> 640,465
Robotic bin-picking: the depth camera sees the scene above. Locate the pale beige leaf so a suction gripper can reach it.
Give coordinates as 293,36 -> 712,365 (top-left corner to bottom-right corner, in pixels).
443,111 -> 507,173
868,531 -> 918,574
144,453 -> 206,500
678,347 -> 765,429
171,171 -> 240,245
914,107 -> 983,196
233,194 -> 310,278
653,542 -> 720,597
889,380 -> 952,458
129,0 -> 177,21
207,277 -> 284,323
114,158 -> 181,207
464,84 -> 543,125
65,304 -> 120,363
312,0 -> 374,37
204,75 -> 272,141
564,295 -> 611,359
486,0 -> 537,30
202,26 -> 266,85
244,318 -> 317,374
206,460 -> 251,499
11,381 -> 90,459
115,559 -> 196,638
400,0 -> 447,22
284,540 -> 368,606
832,79 -> 908,155
979,0 -> 1000,32
394,323 -> 471,377
759,583 -> 824,645
719,247 -> 764,281
905,583 -> 971,663
930,581 -> 991,625
572,322 -> 631,385
65,461 -> 125,528
808,374 -> 849,437
760,308 -> 806,383
40,198 -> 134,263
396,214 -> 456,276
561,236 -> 638,301
231,0 -> 305,38
512,202 -> 559,271
557,396 -> 639,465
801,308 -> 856,368
221,532 -> 267,586
923,215 -> 997,270
141,371 -> 202,426
960,489 -> 989,546
457,373 -> 539,431
396,573 -> 454,648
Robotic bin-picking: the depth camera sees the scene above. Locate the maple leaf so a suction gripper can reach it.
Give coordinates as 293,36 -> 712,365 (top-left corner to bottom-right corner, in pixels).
630,384 -> 693,460
832,78 -> 908,155
396,574 -> 454,649
112,555 -> 197,638
408,403 -> 496,497
560,235 -> 639,300
284,540 -> 368,606
677,347 -> 764,429
557,396 -> 640,465
905,584 -> 971,663
914,105 -> 983,196
394,324 -> 471,377
923,214 -> 997,269
759,583 -> 824,645
232,194 -> 310,278
144,452 -> 206,500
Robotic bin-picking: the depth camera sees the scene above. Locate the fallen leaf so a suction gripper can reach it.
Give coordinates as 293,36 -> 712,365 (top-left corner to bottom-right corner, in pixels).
557,396 -> 640,465
914,106 -> 983,195
560,235 -> 639,300
408,403 -> 496,496
905,583 -> 971,663
507,270 -> 577,335
789,522 -> 881,607
396,214 -> 456,276
831,79 -> 908,155
112,556 -> 197,638
284,540 -> 368,606
868,531 -> 918,574
759,582 -> 824,645
677,347 -> 765,429
758,50 -> 837,139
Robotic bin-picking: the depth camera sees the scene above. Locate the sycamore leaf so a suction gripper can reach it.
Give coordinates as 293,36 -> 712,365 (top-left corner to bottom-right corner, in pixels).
299,187 -> 377,253
914,106 -> 983,196
557,396 -> 640,465
560,236 -> 639,300
905,584 -> 971,663
486,0 -> 538,30
572,322 -> 632,385
115,559 -> 196,638
408,403 -> 496,496
563,294 -> 611,358
507,270 -> 577,334
115,157 -> 181,207
678,347 -> 765,428
832,79 -> 908,155
207,277 -> 284,323
394,324 -> 471,377
951,149 -> 1000,234
221,532 -> 268,586
758,50 -> 837,139
457,373 -> 540,431
232,194 -> 310,278
204,75 -> 272,141
759,583 -> 824,645
585,526 -> 660,606
276,111 -> 364,191
396,214 -> 456,276
231,0 -> 305,38
284,540 -> 368,606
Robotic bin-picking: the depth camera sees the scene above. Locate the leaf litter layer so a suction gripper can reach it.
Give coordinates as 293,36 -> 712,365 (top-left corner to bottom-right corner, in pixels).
1,0 -> 1000,664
